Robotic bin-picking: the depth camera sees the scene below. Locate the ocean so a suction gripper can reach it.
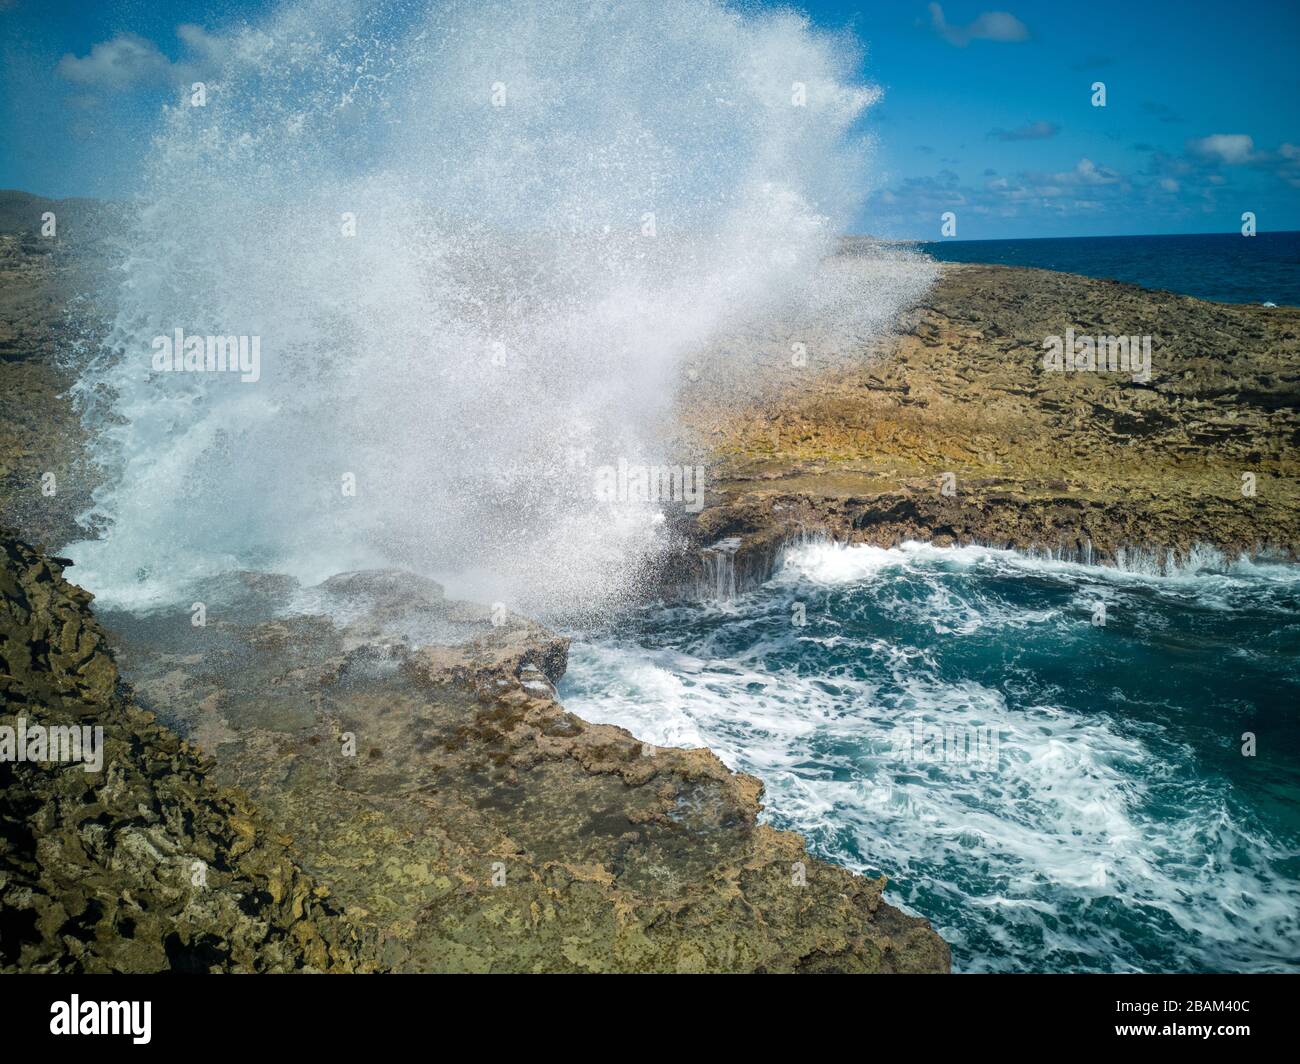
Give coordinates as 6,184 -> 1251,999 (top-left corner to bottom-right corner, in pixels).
917,230 -> 1300,307
41,0 -> 1298,978
559,542 -> 1300,973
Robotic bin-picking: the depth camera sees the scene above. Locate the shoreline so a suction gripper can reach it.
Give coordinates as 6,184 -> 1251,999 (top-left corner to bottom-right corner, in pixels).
659,259 -> 1298,599
3,195 -> 1296,972
2,529 -> 952,972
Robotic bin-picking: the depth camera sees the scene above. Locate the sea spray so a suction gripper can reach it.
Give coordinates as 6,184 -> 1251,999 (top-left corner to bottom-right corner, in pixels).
66,0 -> 936,617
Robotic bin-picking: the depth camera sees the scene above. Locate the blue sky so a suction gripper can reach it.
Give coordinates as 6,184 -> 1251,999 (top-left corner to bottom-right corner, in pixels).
2,0 -> 1298,238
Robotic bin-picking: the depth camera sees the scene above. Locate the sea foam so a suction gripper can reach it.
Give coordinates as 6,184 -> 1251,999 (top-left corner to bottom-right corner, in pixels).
561,541 -> 1300,972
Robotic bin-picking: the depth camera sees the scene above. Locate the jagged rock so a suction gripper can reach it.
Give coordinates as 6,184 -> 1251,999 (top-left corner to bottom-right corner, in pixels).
99,568 -> 950,973
0,308 -> 956,978
0,531 -> 373,972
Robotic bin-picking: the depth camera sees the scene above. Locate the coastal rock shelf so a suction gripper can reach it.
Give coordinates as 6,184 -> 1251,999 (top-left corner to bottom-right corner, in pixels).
4,193 -> 1294,972
1,540 -> 950,973
666,260 -> 1300,596
0,196 -> 951,973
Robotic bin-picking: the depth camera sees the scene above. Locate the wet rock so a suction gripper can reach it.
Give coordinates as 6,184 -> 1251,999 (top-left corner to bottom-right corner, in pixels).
99,565 -> 950,973
0,530 -> 373,972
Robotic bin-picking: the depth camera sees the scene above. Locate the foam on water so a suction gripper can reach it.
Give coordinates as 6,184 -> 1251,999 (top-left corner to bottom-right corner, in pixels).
64,0 -> 935,617
560,541 -> 1300,972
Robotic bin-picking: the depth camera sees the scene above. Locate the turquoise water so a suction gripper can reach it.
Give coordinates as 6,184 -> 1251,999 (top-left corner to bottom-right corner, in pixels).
918,231 -> 1300,306
559,542 -> 1300,973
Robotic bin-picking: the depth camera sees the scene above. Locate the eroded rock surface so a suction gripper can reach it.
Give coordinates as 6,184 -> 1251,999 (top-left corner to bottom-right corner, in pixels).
0,532 -> 370,972
0,196 -> 949,973
667,260 -> 1299,593
0,192 -> 115,549
101,569 -> 949,973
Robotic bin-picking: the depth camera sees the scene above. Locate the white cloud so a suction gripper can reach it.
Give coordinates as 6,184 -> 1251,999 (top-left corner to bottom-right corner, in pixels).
1060,158 -> 1120,186
55,24 -> 229,93
56,33 -> 172,90
1186,133 -> 1256,165
929,3 -> 1029,47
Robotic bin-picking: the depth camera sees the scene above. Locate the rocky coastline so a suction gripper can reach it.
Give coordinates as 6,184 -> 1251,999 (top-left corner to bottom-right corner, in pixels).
1,194 -> 950,969
664,257 -> 1299,597
0,532 -> 371,972
4,192 -> 1297,972
1,533 -> 949,972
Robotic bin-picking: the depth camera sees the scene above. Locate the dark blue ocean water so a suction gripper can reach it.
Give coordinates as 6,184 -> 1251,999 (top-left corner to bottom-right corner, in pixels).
917,231 -> 1300,307
560,543 -> 1300,973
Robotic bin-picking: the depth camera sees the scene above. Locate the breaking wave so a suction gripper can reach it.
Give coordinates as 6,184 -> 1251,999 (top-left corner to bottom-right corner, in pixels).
65,0 -> 935,615
560,541 -> 1300,972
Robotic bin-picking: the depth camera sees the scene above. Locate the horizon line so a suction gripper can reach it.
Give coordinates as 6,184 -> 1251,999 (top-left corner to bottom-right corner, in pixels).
869,230 -> 1300,244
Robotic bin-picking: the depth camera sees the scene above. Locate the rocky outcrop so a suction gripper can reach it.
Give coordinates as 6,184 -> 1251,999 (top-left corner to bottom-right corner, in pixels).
666,260 -> 1300,594
100,569 -> 949,973
1,531 -> 949,974
0,532 -> 372,972
0,192 -> 114,550
0,192 -> 949,974
6,198 -> 1294,972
